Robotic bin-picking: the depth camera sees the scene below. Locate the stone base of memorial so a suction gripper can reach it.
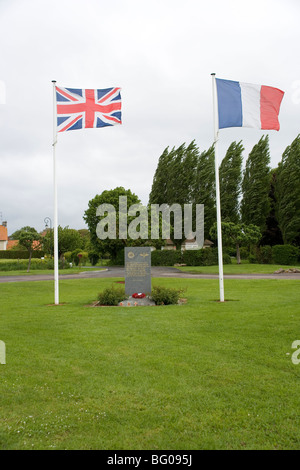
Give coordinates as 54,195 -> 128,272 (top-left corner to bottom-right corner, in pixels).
118,295 -> 156,307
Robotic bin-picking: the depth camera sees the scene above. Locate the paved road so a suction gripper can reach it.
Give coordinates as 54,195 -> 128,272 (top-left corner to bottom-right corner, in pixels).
0,266 -> 299,283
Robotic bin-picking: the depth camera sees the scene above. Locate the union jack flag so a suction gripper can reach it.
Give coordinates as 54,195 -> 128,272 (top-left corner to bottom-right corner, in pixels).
55,86 -> 122,133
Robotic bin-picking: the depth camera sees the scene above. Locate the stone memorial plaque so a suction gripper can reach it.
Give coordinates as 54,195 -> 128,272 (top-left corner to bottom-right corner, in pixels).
125,247 -> 151,295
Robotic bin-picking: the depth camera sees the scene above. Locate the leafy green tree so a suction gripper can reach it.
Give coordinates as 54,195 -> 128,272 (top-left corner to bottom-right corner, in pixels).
241,135 -> 271,233
275,134 -> 300,246
77,229 -> 90,250
18,227 -> 41,272
84,187 -> 142,260
9,226 -> 34,240
219,141 -> 244,224
43,226 -> 83,258
210,221 -> 261,264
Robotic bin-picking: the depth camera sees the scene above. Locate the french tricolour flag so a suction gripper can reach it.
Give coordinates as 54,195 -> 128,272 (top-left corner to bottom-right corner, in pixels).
216,78 -> 284,131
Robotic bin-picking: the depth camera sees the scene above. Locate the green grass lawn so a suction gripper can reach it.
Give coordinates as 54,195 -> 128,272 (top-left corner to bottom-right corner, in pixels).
0,261 -> 106,277
0,276 -> 300,450
177,262 -> 300,275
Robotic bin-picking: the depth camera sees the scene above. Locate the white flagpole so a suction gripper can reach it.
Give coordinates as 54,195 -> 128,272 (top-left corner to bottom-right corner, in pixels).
52,80 -> 59,305
211,73 -> 225,302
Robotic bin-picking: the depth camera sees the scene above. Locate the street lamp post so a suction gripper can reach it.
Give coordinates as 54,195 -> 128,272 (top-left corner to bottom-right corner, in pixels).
44,217 -> 52,230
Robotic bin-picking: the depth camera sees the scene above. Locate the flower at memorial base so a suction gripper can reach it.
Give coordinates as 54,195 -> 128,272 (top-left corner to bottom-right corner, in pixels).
132,293 -> 146,299
119,302 -> 123,306
134,302 -> 138,306
127,302 -> 131,306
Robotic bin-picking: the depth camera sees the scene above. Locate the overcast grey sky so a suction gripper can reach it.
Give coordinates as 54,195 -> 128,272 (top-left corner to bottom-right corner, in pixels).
0,0 -> 299,235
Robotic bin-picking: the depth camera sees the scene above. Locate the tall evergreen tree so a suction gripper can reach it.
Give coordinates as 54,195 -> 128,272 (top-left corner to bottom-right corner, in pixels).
219,141 -> 244,224
166,143 -> 186,204
149,147 -> 174,205
260,169 -> 283,246
180,140 -> 199,204
149,141 -> 199,207
241,135 -> 271,233
275,134 -> 300,246
192,145 -> 216,239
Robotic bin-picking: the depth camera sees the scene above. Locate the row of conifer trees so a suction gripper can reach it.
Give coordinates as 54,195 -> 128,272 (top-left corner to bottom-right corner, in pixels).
149,134 -> 300,247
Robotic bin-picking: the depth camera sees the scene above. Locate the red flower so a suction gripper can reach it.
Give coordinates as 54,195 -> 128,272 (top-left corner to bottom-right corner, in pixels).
132,293 -> 146,299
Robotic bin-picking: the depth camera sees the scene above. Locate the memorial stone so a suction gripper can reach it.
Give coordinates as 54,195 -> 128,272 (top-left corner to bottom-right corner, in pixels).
125,247 -> 151,296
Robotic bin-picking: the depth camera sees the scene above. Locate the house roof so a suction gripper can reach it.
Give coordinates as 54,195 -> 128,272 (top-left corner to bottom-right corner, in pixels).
0,225 -> 8,242
6,240 -> 19,250
183,238 -> 197,244
165,238 -> 214,245
182,238 -> 214,246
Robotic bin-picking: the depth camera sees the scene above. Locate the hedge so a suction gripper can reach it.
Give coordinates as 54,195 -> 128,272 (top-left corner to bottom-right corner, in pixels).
255,245 -> 273,264
151,250 -> 182,266
0,259 -> 70,271
108,247 -> 232,267
151,248 -> 231,266
272,245 -> 300,265
0,250 -> 45,259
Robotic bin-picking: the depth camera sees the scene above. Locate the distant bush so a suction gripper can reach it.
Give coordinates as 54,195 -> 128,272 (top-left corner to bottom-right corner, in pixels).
255,245 -> 273,264
77,251 -> 89,265
151,250 -> 181,266
64,251 -> 72,262
69,249 -> 88,265
272,245 -> 300,265
239,246 -> 250,260
248,254 -> 257,264
150,285 -> 185,305
182,248 -> 231,266
109,248 -> 125,266
97,285 -> 127,306
88,251 -> 100,266
151,248 -> 231,267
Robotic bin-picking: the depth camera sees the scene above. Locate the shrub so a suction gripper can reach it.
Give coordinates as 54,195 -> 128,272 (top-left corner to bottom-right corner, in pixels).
181,249 -> 203,266
77,251 -> 89,265
70,249 -> 88,265
272,245 -> 300,265
248,254 -> 257,264
151,250 -> 182,266
255,245 -> 273,264
222,252 -> 232,265
88,251 -> 100,266
97,285 -> 127,306
109,248 -> 125,266
239,246 -> 250,260
64,251 -> 72,262
150,285 -> 185,305
181,248 -> 231,266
